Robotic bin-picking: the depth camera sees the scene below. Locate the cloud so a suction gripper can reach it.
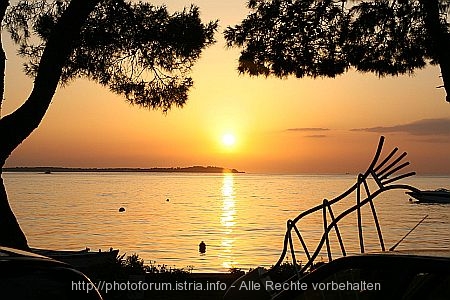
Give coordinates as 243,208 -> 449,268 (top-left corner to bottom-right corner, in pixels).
286,128 -> 330,132
305,134 -> 327,138
351,118 -> 450,136
419,137 -> 450,143
285,128 -> 330,138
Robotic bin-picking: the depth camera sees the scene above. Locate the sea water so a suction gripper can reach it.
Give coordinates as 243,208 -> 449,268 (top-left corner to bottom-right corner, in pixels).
4,172 -> 450,272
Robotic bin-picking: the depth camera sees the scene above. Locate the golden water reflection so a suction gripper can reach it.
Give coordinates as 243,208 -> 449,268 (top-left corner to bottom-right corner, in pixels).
220,174 -> 237,269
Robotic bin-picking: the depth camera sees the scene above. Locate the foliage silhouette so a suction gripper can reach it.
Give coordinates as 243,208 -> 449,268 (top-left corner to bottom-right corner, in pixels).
225,0 -> 450,102
0,0 -> 217,249
5,0 -> 217,111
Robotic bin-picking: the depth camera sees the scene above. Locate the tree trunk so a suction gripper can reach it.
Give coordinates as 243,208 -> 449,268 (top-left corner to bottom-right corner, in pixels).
0,0 -> 7,117
0,173 -> 28,249
0,0 -> 101,164
420,0 -> 450,102
0,0 -> 101,249
0,0 -> 25,249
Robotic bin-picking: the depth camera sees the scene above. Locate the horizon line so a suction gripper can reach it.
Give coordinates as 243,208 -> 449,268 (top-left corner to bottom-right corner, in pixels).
2,166 -> 449,176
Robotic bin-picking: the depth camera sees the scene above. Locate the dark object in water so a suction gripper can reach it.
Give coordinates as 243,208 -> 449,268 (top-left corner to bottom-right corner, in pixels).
199,241 -> 206,253
31,247 -> 119,270
406,188 -> 450,203
119,207 -> 125,212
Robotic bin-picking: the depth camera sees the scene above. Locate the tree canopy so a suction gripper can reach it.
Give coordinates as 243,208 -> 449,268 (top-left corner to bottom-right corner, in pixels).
0,0 -> 217,249
5,0 -> 217,111
224,0 -> 450,102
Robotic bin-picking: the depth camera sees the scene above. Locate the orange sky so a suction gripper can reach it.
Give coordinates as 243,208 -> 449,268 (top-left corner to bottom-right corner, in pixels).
2,0 -> 450,174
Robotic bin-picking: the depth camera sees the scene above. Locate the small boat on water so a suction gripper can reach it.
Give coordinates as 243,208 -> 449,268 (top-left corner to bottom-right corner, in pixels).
31,247 -> 119,270
406,188 -> 450,204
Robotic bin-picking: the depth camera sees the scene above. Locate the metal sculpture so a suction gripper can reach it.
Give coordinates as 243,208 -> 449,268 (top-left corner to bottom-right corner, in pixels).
270,136 -> 420,280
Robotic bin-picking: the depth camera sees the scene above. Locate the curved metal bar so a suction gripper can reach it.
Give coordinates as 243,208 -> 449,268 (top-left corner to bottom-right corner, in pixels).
323,200 -> 332,262
365,136 -> 386,175
292,225 -> 311,262
377,151 -> 407,177
287,224 -> 301,278
273,220 -> 293,271
379,161 -> 410,181
369,198 -> 385,251
270,136 -> 421,278
383,172 -> 416,185
288,136 -> 387,225
356,175 -> 364,253
325,201 -> 346,256
297,184 -> 419,274
373,146 -> 398,173
363,179 -> 385,251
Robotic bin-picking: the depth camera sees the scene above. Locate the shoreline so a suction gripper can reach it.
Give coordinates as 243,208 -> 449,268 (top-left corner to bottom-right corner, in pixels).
2,166 -> 245,174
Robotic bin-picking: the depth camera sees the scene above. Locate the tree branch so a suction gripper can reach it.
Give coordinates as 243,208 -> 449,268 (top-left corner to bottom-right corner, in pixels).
0,0 -> 9,117
420,0 -> 450,102
0,0 -> 101,165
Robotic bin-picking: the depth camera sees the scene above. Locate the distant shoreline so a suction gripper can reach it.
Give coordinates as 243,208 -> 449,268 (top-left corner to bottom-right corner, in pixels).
2,166 -> 244,174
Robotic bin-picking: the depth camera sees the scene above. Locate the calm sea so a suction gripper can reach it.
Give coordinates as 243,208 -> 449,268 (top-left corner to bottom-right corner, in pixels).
4,172 -> 450,272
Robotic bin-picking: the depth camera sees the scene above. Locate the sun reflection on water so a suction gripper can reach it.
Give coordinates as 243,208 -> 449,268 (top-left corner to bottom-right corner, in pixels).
220,174 -> 237,269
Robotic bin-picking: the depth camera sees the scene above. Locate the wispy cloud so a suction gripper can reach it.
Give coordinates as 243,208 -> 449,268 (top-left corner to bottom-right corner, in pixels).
351,118 -> 450,136
285,128 -> 330,138
304,134 -> 327,138
286,128 -> 330,132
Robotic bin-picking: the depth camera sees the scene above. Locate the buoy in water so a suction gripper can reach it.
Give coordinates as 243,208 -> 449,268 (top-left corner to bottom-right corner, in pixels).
119,207 -> 125,212
199,241 -> 206,254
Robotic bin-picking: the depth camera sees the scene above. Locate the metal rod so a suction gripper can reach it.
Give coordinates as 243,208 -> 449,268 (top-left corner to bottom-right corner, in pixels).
374,147 -> 398,173
297,184 -> 420,274
271,137 -> 423,275
389,215 -> 429,251
371,170 -> 384,188
383,172 -> 416,185
293,225 -> 311,261
326,200 -> 346,256
323,200 -> 332,262
362,179 -> 385,251
379,161 -> 409,181
287,227 -> 301,278
363,179 -> 385,251
377,151 -> 407,177
357,175 -> 365,253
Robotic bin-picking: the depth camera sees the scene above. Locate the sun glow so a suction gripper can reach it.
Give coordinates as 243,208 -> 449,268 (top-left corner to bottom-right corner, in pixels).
222,133 -> 236,147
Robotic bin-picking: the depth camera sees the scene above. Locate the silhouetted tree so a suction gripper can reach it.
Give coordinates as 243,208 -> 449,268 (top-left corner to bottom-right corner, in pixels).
0,0 -> 217,250
225,0 -> 450,102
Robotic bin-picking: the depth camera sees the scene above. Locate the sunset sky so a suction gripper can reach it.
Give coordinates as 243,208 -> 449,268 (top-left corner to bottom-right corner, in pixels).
3,0 -> 450,174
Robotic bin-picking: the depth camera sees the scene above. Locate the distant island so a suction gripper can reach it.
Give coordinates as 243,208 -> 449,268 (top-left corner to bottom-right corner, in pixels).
2,166 -> 244,174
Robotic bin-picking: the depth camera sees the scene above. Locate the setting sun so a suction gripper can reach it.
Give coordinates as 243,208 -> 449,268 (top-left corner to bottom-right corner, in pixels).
222,133 -> 236,147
